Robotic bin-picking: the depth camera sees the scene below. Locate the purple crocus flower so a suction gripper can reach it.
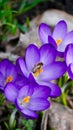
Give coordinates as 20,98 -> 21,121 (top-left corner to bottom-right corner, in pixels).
0,59 -> 28,91
64,43 -> 73,79
5,82 -> 51,119
16,44 -> 67,97
38,20 -> 73,57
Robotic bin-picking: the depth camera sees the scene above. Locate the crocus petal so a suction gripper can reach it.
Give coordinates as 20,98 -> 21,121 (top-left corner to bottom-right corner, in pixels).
28,98 -> 50,111
40,44 -> 56,65
64,44 -> 73,66
0,86 -> 4,91
29,73 -> 37,85
48,37 -> 64,57
32,85 -> 51,98
38,23 -> 52,43
57,51 -> 64,58
67,63 -> 73,79
6,63 -> 18,82
0,59 -> 11,77
52,20 -> 67,40
49,83 -> 61,97
0,72 -> 5,90
15,99 -> 38,119
17,85 -> 33,99
58,31 -> 73,52
38,62 -> 67,81
4,83 -> 18,102
15,75 -> 28,89
25,44 -> 40,71
16,57 -> 29,77
21,108 -> 38,119
35,80 -> 61,97
48,36 -> 57,49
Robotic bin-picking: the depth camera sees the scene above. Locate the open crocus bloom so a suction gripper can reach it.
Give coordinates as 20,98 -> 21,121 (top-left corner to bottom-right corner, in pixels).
38,20 -> 73,57
64,44 -> 73,79
0,59 -> 28,91
5,83 -> 51,119
16,44 -> 67,97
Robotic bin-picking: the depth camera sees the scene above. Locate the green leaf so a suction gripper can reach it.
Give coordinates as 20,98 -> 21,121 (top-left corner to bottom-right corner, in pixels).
17,24 -> 27,33
4,122 -> 9,130
22,119 -> 27,125
15,128 -> 21,130
65,80 -> 73,91
51,128 -> 55,130
26,17 -> 30,28
19,0 -> 27,12
9,109 -> 17,129
58,73 -> 68,88
17,0 -> 48,15
0,93 -> 5,105
58,76 -> 63,88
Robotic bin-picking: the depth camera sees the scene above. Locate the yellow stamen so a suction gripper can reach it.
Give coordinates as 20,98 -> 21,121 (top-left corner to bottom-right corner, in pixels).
56,38 -> 62,46
6,76 -> 13,83
34,67 -> 43,77
23,96 -> 30,103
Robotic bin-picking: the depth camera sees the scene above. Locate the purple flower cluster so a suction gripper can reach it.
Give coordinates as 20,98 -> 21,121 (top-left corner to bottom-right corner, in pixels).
38,20 -> 73,80
64,44 -> 73,79
39,20 -> 73,57
1,20 -> 73,119
16,44 -> 66,97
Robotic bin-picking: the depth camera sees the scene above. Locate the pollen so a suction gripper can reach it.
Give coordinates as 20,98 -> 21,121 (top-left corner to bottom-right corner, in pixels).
23,96 -> 30,103
56,38 -> 62,46
34,68 -> 43,77
6,76 -> 13,83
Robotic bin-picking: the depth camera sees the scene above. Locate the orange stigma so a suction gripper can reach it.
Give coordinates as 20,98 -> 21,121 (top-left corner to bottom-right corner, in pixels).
6,76 -> 13,83
23,96 -> 30,103
56,38 -> 62,46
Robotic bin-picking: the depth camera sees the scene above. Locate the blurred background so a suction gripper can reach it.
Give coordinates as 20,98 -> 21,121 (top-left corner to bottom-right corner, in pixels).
0,0 -> 73,45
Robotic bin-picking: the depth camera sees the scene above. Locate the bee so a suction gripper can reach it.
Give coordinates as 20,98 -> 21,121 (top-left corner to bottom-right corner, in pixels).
32,62 -> 43,73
